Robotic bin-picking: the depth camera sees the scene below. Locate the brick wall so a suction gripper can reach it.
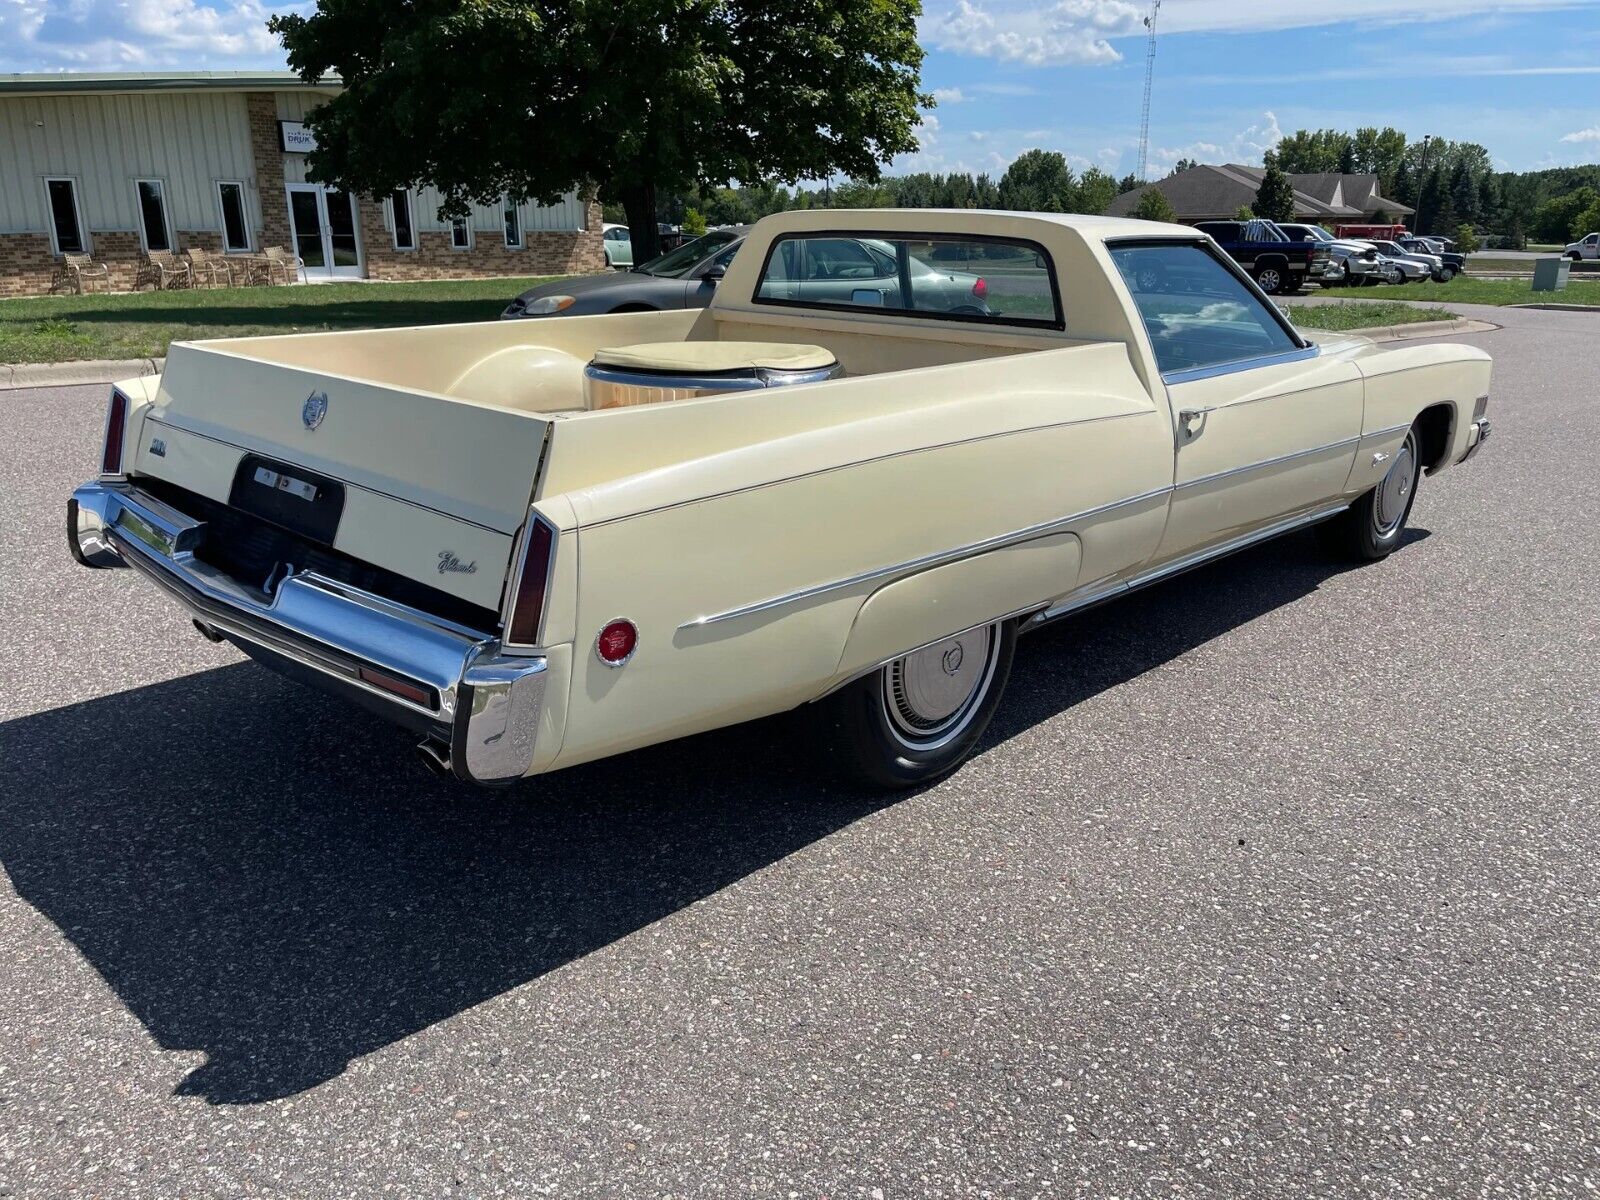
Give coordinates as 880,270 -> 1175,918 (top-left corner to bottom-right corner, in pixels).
245,93 -> 291,252
359,198 -> 606,281
0,235 -> 56,297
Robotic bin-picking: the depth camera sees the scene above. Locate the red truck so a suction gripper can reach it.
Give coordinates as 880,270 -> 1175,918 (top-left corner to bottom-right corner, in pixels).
1334,223 -> 1409,241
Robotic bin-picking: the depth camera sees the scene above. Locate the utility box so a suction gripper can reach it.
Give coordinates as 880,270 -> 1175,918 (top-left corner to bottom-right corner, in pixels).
1532,256 -> 1571,292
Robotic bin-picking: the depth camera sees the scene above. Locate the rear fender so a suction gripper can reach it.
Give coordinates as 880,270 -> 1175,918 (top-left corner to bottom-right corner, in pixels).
824,533 -> 1081,693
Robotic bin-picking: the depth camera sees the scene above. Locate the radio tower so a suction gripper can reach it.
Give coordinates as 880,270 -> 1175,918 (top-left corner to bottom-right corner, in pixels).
1136,0 -> 1161,181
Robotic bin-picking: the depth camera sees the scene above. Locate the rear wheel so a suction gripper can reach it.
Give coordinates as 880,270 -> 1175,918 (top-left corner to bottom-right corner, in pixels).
816,620 -> 1016,789
1438,266 -> 1457,282
1320,428 -> 1422,561
1254,264 -> 1285,294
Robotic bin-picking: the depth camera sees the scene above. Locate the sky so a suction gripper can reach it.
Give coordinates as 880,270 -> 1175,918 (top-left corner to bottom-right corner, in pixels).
2,0 -> 1599,176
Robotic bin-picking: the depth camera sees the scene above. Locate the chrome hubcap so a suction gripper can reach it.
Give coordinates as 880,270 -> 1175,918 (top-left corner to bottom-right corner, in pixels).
1375,431 -> 1417,535
1259,269 -> 1280,291
883,624 -> 998,750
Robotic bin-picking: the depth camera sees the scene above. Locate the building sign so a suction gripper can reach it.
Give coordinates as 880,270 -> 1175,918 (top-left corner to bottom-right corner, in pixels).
279,121 -> 317,154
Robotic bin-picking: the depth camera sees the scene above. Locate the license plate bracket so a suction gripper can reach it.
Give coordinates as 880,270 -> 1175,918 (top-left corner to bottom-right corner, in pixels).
228,454 -> 345,545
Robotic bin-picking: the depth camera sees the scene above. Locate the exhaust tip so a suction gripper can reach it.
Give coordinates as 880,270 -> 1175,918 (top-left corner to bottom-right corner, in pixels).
416,739 -> 453,779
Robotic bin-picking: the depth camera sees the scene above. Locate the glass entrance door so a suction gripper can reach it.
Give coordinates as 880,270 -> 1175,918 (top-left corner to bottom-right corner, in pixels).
286,184 -> 363,280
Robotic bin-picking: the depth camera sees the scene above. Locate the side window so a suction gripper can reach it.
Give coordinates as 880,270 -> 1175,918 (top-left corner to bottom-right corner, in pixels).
1110,243 -> 1301,377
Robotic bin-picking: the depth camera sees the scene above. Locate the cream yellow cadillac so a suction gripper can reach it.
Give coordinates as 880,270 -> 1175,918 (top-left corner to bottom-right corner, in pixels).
68,210 -> 1492,788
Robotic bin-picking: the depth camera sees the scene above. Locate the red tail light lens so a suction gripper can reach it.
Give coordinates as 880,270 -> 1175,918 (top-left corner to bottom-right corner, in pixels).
595,619 -> 638,667
101,388 -> 129,475
505,516 -> 555,647
972,277 -> 988,300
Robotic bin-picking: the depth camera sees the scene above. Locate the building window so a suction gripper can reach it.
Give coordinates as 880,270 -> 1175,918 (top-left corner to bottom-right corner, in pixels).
389,190 -> 416,251
450,217 -> 473,250
215,181 -> 251,252
134,179 -> 172,253
503,197 -> 523,249
44,178 -> 86,255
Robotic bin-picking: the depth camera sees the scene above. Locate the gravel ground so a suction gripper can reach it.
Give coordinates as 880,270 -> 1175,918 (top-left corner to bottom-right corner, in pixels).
1,306 -> 1597,1197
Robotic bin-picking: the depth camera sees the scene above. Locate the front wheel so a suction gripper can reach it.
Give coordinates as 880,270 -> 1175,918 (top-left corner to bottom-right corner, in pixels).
1320,428 -> 1422,561
815,620 -> 1016,789
1437,266 -> 1457,282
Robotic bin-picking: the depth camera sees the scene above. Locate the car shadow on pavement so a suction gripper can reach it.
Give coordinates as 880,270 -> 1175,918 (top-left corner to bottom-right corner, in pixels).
0,526 -> 1424,1106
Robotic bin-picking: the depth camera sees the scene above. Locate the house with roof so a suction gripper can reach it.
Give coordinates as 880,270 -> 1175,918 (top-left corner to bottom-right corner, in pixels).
1106,163 -> 1413,225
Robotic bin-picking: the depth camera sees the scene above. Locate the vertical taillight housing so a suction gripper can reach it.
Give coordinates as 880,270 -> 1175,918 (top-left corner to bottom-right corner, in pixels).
101,387 -> 130,477
502,513 -> 557,651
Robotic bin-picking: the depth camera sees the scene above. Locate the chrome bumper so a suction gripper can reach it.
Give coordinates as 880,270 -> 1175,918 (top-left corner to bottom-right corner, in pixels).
68,481 -> 545,786
1461,416 -> 1491,463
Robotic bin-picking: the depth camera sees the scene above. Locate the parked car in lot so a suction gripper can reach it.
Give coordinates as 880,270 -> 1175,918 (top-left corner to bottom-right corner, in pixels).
1395,237 -> 1464,280
1565,232 -> 1600,261
601,223 -> 633,269
504,228 -> 750,318
1367,238 -> 1449,283
1324,241 -> 1401,286
68,209 -> 1492,790
1192,218 -> 1328,294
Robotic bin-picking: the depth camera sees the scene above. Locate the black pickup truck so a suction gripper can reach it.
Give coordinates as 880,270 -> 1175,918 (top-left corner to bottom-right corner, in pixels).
1192,218 -> 1329,294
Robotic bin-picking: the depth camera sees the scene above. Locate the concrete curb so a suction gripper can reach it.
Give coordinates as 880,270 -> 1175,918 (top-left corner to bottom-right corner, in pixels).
1,357 -> 163,391
1331,317 -> 1499,342
1508,302 -> 1600,313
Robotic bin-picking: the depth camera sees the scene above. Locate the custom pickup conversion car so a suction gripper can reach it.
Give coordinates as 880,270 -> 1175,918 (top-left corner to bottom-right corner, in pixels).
69,210 -> 1492,789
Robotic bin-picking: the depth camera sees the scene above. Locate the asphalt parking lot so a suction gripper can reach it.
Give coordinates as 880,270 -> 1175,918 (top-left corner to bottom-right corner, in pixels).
2,304 -> 1597,1197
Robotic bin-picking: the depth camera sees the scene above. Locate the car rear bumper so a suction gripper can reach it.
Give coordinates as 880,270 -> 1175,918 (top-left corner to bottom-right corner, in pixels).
68,480 -> 546,786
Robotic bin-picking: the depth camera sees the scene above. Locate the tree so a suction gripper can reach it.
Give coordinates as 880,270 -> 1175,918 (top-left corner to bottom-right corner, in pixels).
1453,223 -> 1481,254
1531,187 -> 1598,243
1169,157 -> 1198,175
998,149 -> 1076,212
269,0 -> 929,263
1234,204 -> 1256,220
681,207 -> 708,236
1414,165 -> 1446,234
1073,167 -> 1117,215
1337,140 -> 1357,175
1275,128 -> 1349,174
1117,172 -> 1141,194
1573,198 -> 1600,242
1252,152 -> 1296,221
1131,187 -> 1178,223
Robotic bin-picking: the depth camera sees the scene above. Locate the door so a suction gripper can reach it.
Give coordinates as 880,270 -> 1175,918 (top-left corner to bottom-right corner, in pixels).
286,184 -> 363,280
1110,241 -> 1363,562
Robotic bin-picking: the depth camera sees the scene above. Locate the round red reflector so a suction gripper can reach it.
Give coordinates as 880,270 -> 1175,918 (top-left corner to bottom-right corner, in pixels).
595,619 -> 638,666
972,277 -> 988,299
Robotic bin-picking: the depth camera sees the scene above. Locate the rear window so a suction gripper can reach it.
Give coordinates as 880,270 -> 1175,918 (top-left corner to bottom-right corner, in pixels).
753,232 -> 1061,328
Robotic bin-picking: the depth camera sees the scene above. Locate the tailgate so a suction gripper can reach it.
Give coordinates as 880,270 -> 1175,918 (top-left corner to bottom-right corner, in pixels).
147,341 -> 550,534
127,342 -> 552,614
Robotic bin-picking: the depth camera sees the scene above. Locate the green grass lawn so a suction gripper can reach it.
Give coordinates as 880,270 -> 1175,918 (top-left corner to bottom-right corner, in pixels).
1284,301 -> 1459,331
1313,276 -> 1600,306
0,276 -> 569,363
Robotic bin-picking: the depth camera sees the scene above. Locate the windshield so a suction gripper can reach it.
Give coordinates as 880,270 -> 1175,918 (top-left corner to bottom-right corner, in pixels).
1306,226 -> 1336,241
635,230 -> 740,277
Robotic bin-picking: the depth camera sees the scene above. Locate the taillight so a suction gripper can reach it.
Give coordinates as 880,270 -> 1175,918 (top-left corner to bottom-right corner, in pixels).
972,277 -> 988,300
101,388 -> 129,476
504,515 -> 556,647
595,619 -> 638,667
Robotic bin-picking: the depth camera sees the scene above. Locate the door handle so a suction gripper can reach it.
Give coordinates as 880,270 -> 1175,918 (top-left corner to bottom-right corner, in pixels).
1178,406 -> 1216,441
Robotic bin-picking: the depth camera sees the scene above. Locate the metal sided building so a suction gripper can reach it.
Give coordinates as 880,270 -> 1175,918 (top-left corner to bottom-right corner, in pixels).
0,72 -> 605,297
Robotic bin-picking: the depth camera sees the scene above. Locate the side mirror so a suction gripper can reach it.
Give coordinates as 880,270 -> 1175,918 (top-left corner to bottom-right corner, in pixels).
700,264 -> 726,283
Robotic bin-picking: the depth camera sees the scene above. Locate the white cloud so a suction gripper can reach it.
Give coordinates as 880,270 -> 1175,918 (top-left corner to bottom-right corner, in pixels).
0,0 -> 298,71
1149,110 -> 1283,172
931,87 -> 967,104
927,0 -> 1142,66
1560,127 -> 1600,143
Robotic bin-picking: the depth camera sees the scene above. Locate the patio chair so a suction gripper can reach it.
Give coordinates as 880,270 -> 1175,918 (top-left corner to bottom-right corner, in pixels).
259,245 -> 305,285
137,250 -> 191,291
51,253 -> 111,295
185,247 -> 235,289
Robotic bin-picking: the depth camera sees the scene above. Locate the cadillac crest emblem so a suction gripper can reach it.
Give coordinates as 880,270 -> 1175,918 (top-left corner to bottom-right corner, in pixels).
302,390 -> 329,430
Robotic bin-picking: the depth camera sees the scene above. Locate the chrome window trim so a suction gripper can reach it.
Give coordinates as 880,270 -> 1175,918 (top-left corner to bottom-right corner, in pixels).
678,485 -> 1174,630
1161,345 -> 1321,387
